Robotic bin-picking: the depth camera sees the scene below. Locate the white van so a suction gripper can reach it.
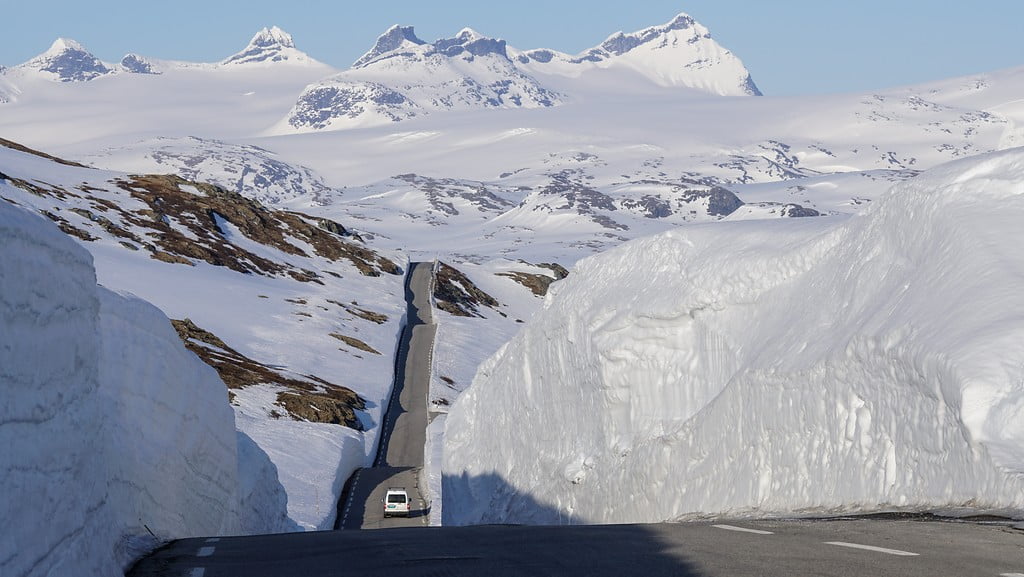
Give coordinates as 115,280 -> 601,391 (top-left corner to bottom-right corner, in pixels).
383,487 -> 410,517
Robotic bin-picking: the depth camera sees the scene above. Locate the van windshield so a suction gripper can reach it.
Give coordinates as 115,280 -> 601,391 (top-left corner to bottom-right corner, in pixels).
387,494 -> 407,503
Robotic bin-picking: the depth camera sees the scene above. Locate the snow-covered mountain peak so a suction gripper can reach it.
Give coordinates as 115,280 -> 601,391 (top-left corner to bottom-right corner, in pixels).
597,12 -> 706,56
457,28 -> 484,41
222,26 -> 318,66
48,37 -> 87,54
515,12 -> 760,97
353,25 -> 427,68
253,26 -> 296,48
19,37 -> 111,82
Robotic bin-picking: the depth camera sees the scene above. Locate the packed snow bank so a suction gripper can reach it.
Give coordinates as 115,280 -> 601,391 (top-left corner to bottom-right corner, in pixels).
2,198 -> 117,576
96,287 -> 241,564
0,200 -> 289,575
443,149 -> 1024,525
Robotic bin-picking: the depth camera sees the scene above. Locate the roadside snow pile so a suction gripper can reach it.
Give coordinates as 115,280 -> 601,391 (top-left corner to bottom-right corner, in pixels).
443,149 -> 1024,525
0,199 -> 288,576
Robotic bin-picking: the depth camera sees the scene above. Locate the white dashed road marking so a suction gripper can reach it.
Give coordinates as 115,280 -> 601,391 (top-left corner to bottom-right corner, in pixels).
204,538 -> 220,543
712,524 -> 775,535
340,469 -> 363,528
196,546 -> 216,558
825,541 -> 919,556
189,568 -> 205,577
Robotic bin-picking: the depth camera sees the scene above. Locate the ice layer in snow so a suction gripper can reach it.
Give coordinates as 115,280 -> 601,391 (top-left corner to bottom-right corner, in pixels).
443,149 -> 1024,525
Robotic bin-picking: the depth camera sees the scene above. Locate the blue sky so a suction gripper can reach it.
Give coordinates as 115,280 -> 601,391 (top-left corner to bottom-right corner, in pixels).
4,1 -> 1023,95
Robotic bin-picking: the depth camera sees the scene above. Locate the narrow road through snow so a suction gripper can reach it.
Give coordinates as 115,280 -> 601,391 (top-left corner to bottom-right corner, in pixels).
124,262 -> 1024,576
335,260 -> 435,530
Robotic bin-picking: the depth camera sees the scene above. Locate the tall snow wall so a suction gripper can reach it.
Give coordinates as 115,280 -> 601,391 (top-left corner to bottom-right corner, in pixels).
0,199 -> 256,575
443,149 -> 1024,525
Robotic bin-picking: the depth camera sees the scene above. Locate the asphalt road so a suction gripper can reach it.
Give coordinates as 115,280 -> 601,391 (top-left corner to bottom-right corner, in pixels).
335,261 -> 434,530
129,517 -> 1024,576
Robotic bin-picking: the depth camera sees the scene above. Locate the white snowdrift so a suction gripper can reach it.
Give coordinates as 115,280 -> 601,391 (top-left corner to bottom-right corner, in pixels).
443,149 -> 1024,525
0,200 -> 289,576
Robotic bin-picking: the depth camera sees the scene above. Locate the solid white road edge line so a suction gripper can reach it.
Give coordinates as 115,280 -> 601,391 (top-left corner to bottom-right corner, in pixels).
999,573 -> 1024,576
712,524 -> 775,535
825,541 -> 919,556
196,546 -> 216,558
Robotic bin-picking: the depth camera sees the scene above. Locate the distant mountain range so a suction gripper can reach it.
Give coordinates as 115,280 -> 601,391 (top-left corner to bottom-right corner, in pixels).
2,13 -> 760,128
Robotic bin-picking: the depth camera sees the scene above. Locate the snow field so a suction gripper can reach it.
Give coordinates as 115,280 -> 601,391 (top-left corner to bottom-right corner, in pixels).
442,149 -> 1024,525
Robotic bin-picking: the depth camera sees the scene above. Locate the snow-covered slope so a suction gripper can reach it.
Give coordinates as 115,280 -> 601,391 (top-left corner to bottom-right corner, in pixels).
0,139 -> 406,532
0,197 -> 291,574
513,13 -> 760,96
280,26 -> 560,131
0,71 -> 17,103
87,136 -> 338,206
443,149 -> 1024,524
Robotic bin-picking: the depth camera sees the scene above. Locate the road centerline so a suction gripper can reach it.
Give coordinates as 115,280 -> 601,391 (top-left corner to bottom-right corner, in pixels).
712,524 -> 774,535
825,541 -> 919,556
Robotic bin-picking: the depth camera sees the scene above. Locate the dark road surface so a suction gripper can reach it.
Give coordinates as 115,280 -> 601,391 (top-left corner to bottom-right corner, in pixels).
335,261 -> 434,530
129,517 -> 1023,576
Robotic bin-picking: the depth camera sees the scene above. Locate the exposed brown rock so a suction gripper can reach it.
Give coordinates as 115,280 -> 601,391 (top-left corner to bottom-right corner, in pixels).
0,137 -> 90,168
112,174 -> 400,279
496,261 -> 569,297
433,262 -> 502,318
171,318 -> 366,430
330,333 -> 381,355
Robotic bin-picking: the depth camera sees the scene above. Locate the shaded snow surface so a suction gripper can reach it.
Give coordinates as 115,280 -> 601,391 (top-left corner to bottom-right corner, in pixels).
443,149 -> 1024,525
0,200 -> 290,575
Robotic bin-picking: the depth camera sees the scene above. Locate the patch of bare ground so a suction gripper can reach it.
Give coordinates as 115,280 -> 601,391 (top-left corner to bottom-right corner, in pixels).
327,299 -> 389,324
171,318 -> 367,430
433,262 -> 503,318
41,209 -> 98,241
113,174 -> 400,279
496,261 -> 568,296
330,333 -> 381,355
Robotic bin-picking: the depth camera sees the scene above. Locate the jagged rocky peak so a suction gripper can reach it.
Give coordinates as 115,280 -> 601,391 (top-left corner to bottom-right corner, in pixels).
354,25 -> 512,68
432,28 -> 508,59
21,38 -> 110,82
120,53 -> 160,74
222,26 -> 316,66
252,26 -> 296,49
597,13 -> 705,56
353,25 -> 427,68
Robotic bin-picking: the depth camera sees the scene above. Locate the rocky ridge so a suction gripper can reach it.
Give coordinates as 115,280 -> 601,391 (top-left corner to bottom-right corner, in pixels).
284,26 -> 561,131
